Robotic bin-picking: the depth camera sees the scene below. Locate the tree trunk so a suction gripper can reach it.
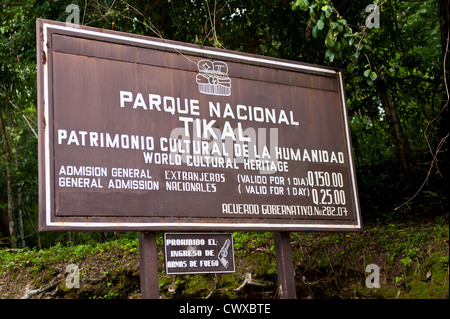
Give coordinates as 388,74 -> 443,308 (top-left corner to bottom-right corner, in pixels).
375,65 -> 412,181
0,103 -> 16,247
14,155 -> 26,248
438,0 -> 449,59
438,0 -> 449,183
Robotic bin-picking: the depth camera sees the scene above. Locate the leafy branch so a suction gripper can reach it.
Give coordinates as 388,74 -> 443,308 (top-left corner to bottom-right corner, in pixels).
292,0 -> 379,83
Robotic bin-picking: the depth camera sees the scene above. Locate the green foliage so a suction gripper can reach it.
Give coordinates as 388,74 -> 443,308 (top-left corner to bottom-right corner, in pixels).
0,236 -> 139,274
292,0 -> 353,63
292,0 -> 447,218
291,218 -> 449,298
233,232 -> 274,252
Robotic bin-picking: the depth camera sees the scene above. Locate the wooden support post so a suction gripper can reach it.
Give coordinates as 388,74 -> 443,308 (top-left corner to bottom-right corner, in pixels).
139,231 -> 159,299
273,232 -> 297,299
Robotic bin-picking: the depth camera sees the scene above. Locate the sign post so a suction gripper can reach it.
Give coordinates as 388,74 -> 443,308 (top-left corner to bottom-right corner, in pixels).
37,19 -> 362,299
273,232 -> 297,299
138,232 -> 159,299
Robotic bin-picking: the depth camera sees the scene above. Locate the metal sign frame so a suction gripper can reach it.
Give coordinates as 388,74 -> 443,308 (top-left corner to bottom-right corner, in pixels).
37,19 -> 362,232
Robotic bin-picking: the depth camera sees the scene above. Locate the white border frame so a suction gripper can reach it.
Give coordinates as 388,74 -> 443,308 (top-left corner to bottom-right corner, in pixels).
42,22 -> 361,230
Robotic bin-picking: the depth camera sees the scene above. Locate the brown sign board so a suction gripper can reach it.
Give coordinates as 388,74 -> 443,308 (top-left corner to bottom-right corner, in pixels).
164,233 -> 235,275
37,19 -> 362,232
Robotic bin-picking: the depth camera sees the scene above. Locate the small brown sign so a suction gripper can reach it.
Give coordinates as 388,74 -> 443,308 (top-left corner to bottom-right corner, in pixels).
37,19 -> 362,231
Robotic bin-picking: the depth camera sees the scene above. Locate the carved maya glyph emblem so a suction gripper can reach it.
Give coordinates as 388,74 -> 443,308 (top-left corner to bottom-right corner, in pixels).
196,59 -> 231,96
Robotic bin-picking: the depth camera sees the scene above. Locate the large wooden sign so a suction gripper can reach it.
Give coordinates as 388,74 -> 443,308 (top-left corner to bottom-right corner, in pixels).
37,19 -> 362,232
